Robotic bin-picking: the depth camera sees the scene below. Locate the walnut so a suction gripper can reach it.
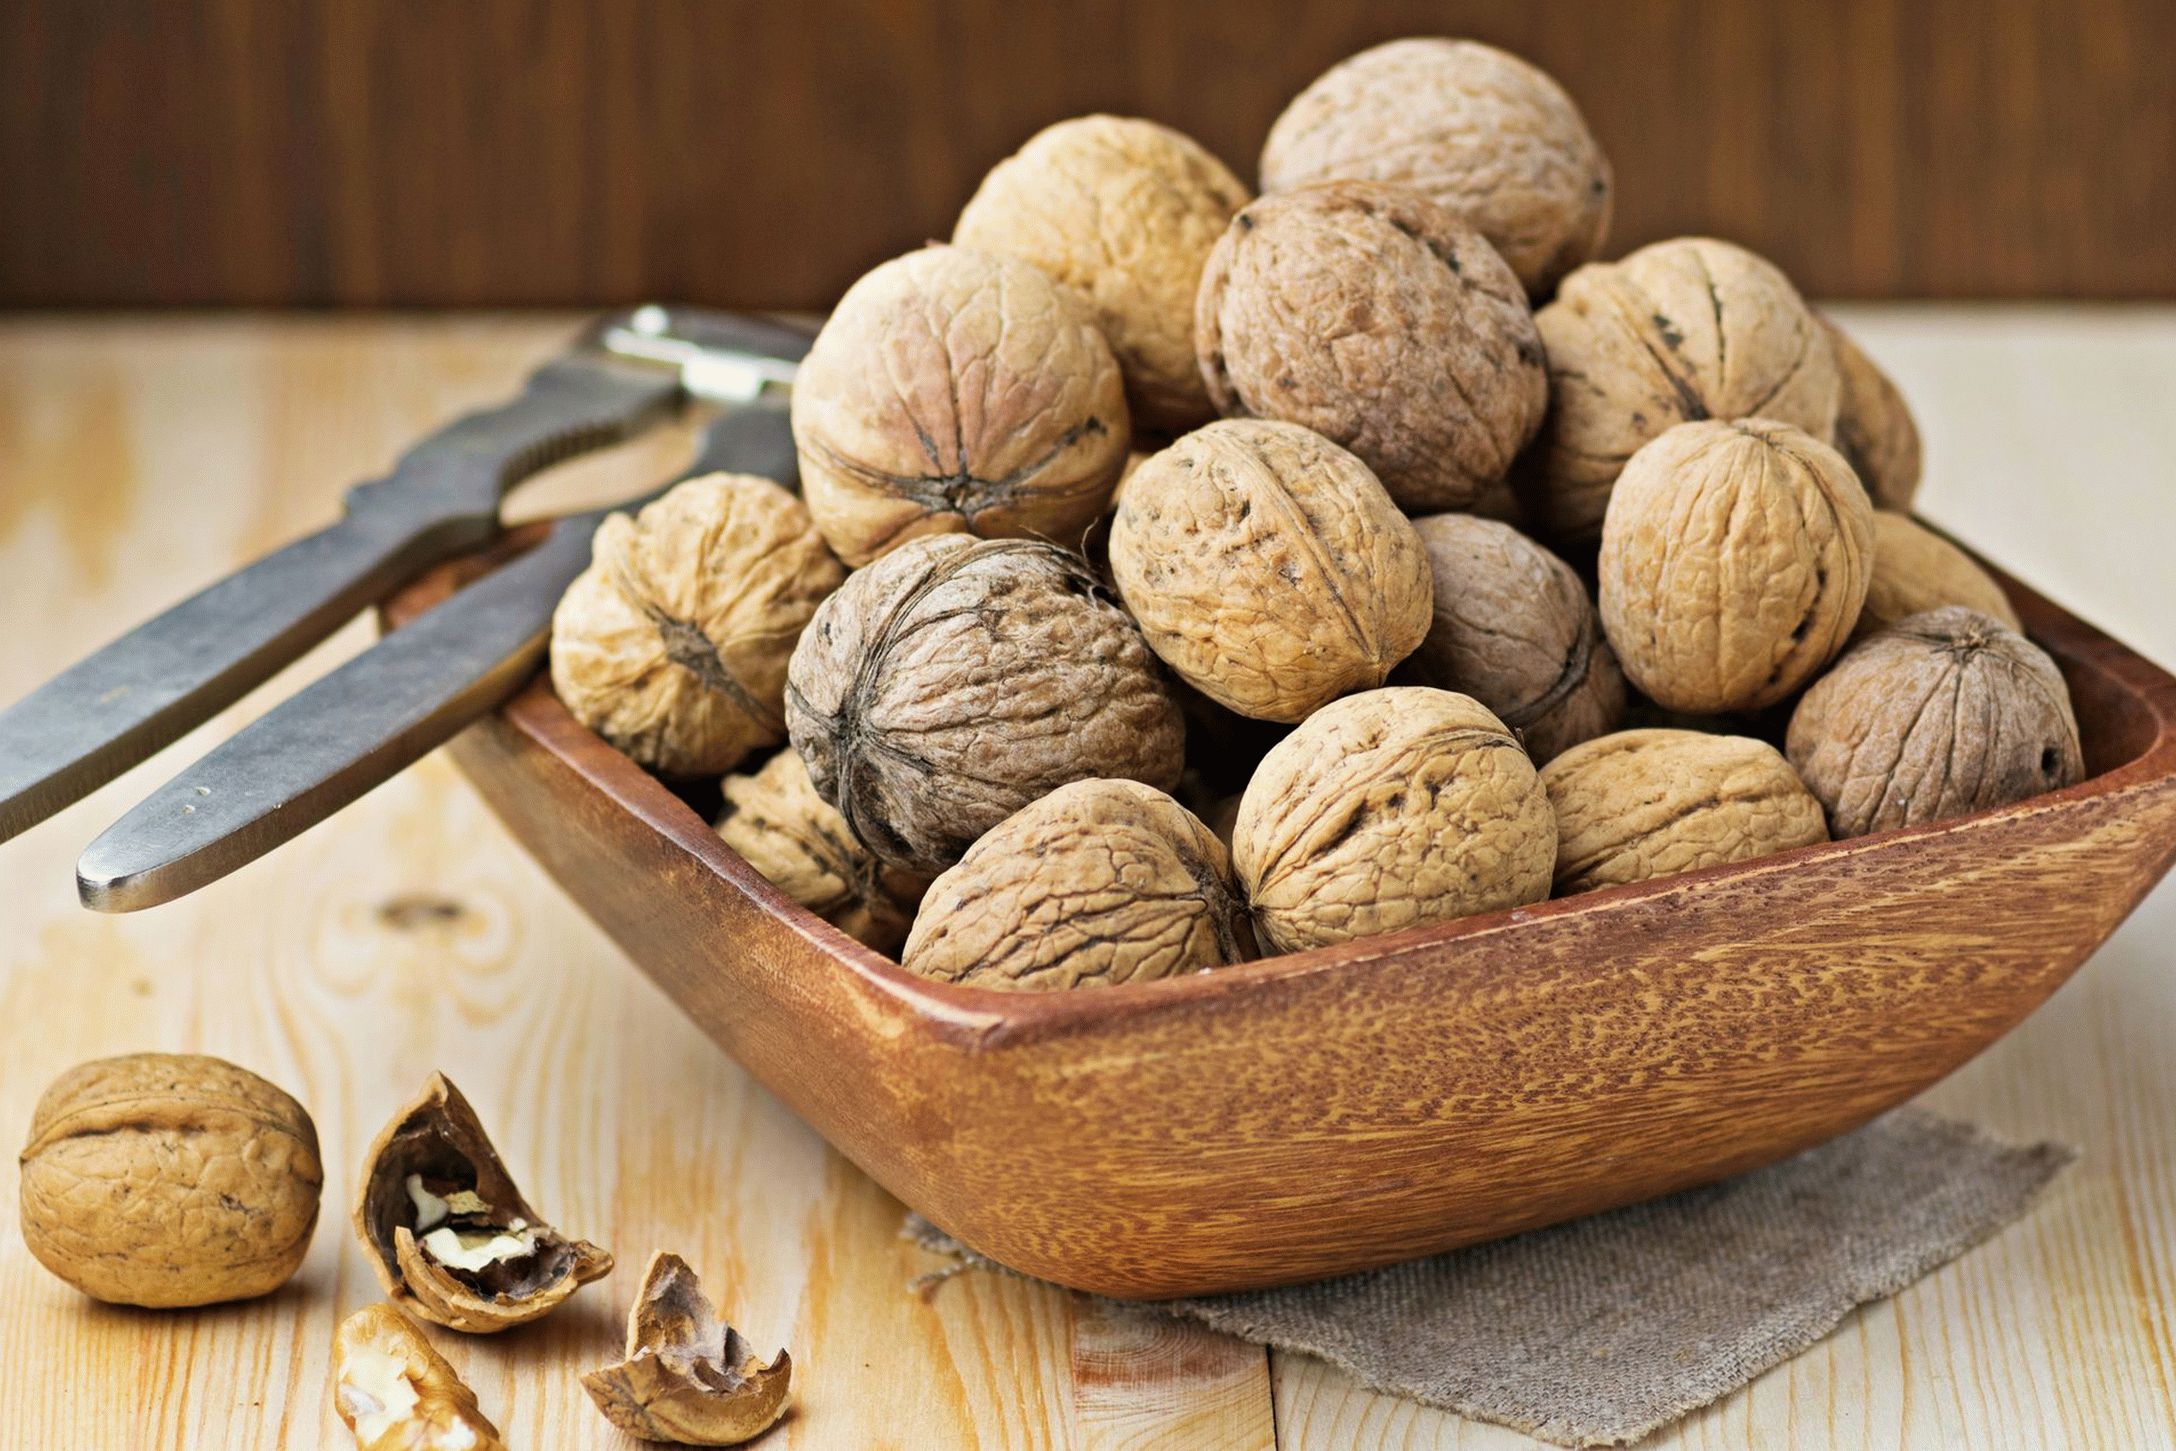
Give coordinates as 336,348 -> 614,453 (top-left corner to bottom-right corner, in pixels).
1542,729 -> 1828,894
1824,317 -> 1923,511
1599,419 -> 1873,714
715,749 -> 929,954
902,779 -> 1254,990
791,244 -> 1129,566
1394,513 -> 1625,763
333,1303 -> 507,1451
1522,237 -> 1841,542
1856,511 -> 2020,640
953,115 -> 1249,434
354,1073 -> 612,1333
17,1053 -> 321,1307
785,535 -> 1184,874
1232,687 -> 1555,952
1109,419 -> 1432,723
1786,606 -> 2084,838
582,1252 -> 792,1447
1258,38 -> 1611,297
551,474 -> 845,778
1194,180 -> 1547,512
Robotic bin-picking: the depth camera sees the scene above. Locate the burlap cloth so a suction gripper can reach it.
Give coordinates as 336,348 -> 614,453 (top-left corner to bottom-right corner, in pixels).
905,1109 -> 2071,1447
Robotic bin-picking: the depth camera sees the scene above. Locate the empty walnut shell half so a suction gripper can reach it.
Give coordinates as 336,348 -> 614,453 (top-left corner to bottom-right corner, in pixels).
333,1302 -> 507,1451
1855,511 -> 2020,641
1824,316 -> 1923,512
1787,606 -> 2085,839
581,1252 -> 792,1447
353,1073 -> 612,1333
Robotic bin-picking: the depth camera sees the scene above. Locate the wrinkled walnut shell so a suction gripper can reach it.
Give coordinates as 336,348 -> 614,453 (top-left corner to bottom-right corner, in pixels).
1786,606 -> 2084,838
1824,317 -> 1923,511
581,1252 -> 792,1446
1855,511 -> 2020,640
333,1302 -> 507,1451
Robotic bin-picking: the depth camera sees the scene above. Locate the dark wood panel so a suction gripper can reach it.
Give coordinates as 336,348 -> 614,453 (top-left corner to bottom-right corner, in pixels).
3,0 -> 2173,307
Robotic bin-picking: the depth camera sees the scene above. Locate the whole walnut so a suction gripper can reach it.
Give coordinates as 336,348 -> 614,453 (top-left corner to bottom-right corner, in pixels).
1110,419 -> 1432,723
786,535 -> 1185,874
716,749 -> 930,954
954,115 -> 1249,434
1599,419 -> 1873,714
1232,687 -> 1555,953
1542,729 -> 1828,895
1787,607 -> 2084,838
902,779 -> 1255,990
19,1053 -> 321,1307
1824,317 -> 1923,511
1394,513 -> 1625,763
1194,180 -> 1547,512
1259,38 -> 1611,297
791,244 -> 1130,566
1523,237 -> 1841,542
1856,511 -> 2020,640
552,474 -> 845,777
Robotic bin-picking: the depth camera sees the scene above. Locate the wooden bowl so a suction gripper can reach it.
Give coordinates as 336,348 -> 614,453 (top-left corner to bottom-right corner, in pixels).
388,536 -> 2176,1299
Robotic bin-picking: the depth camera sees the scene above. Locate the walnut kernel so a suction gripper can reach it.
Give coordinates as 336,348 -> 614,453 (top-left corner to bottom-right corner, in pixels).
333,1303 -> 507,1451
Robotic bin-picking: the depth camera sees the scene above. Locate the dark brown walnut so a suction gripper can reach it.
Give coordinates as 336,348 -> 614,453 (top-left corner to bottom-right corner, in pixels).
1824,317 -> 1923,511
551,474 -> 845,778
902,779 -> 1255,990
1856,511 -> 2021,641
1599,419 -> 1873,714
954,115 -> 1250,434
1523,237 -> 1841,542
581,1252 -> 792,1447
1195,180 -> 1547,512
791,244 -> 1130,567
1542,729 -> 1828,894
1233,687 -> 1555,953
1787,606 -> 2084,838
353,1073 -> 612,1334
785,535 -> 1185,875
1394,513 -> 1625,763
18,1053 -> 321,1308
715,749 -> 929,954
1110,420 -> 1432,723
333,1303 -> 508,1451
1259,37 -> 1611,297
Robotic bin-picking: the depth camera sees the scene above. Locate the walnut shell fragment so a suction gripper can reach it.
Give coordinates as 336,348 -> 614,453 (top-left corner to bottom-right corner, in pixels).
1543,729 -> 1828,895
903,779 -> 1255,990
353,1073 -> 612,1333
1233,688 -> 1555,953
1824,317 -> 1923,511
1195,180 -> 1547,511
785,535 -> 1184,875
1787,606 -> 2084,838
1855,511 -> 2020,640
17,1052 -> 321,1308
581,1252 -> 792,1447
551,474 -> 846,778
333,1302 -> 507,1451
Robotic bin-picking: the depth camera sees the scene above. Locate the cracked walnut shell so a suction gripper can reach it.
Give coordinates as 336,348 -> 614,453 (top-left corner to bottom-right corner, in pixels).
333,1303 -> 507,1451
1824,317 -> 1923,511
1856,511 -> 2020,641
582,1252 -> 792,1446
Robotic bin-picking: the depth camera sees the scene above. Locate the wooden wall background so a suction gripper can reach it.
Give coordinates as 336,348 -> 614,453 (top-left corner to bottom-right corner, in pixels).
3,0 -> 2173,309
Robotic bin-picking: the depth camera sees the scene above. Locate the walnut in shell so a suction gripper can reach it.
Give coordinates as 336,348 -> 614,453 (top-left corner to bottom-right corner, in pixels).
1393,513 -> 1625,763
1542,729 -> 1828,894
333,1303 -> 507,1451
785,535 -> 1185,875
1599,419 -> 1873,714
1786,606 -> 2084,838
551,474 -> 845,778
17,1052 -> 321,1308
1232,688 -> 1555,953
953,115 -> 1249,433
1824,317 -> 1923,511
1109,419 -> 1432,723
1523,237 -> 1840,542
902,779 -> 1255,990
581,1252 -> 792,1447
1194,180 -> 1547,511
1856,511 -> 2020,640
1259,38 -> 1610,297
791,244 -> 1129,566
353,1073 -> 612,1333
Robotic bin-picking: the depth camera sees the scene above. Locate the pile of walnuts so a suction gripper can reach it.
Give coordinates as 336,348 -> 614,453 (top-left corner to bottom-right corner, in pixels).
550,37 -> 2086,993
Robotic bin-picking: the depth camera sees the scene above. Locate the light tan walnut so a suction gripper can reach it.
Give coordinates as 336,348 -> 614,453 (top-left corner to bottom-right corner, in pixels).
1110,419 -> 1432,723
1259,37 -> 1611,296
551,474 -> 845,778
1195,180 -> 1547,511
1824,317 -> 1923,511
333,1303 -> 507,1451
1599,419 -> 1873,714
581,1252 -> 792,1447
1787,606 -> 2084,838
1232,688 -> 1555,953
1856,511 -> 2020,640
954,115 -> 1249,434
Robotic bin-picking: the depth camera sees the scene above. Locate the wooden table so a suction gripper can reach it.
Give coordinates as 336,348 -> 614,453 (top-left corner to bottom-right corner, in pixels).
1,311 -> 2171,1449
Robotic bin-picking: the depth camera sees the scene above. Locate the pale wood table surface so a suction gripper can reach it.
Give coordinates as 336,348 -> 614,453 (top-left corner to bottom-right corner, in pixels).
1,309 -> 2172,1450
